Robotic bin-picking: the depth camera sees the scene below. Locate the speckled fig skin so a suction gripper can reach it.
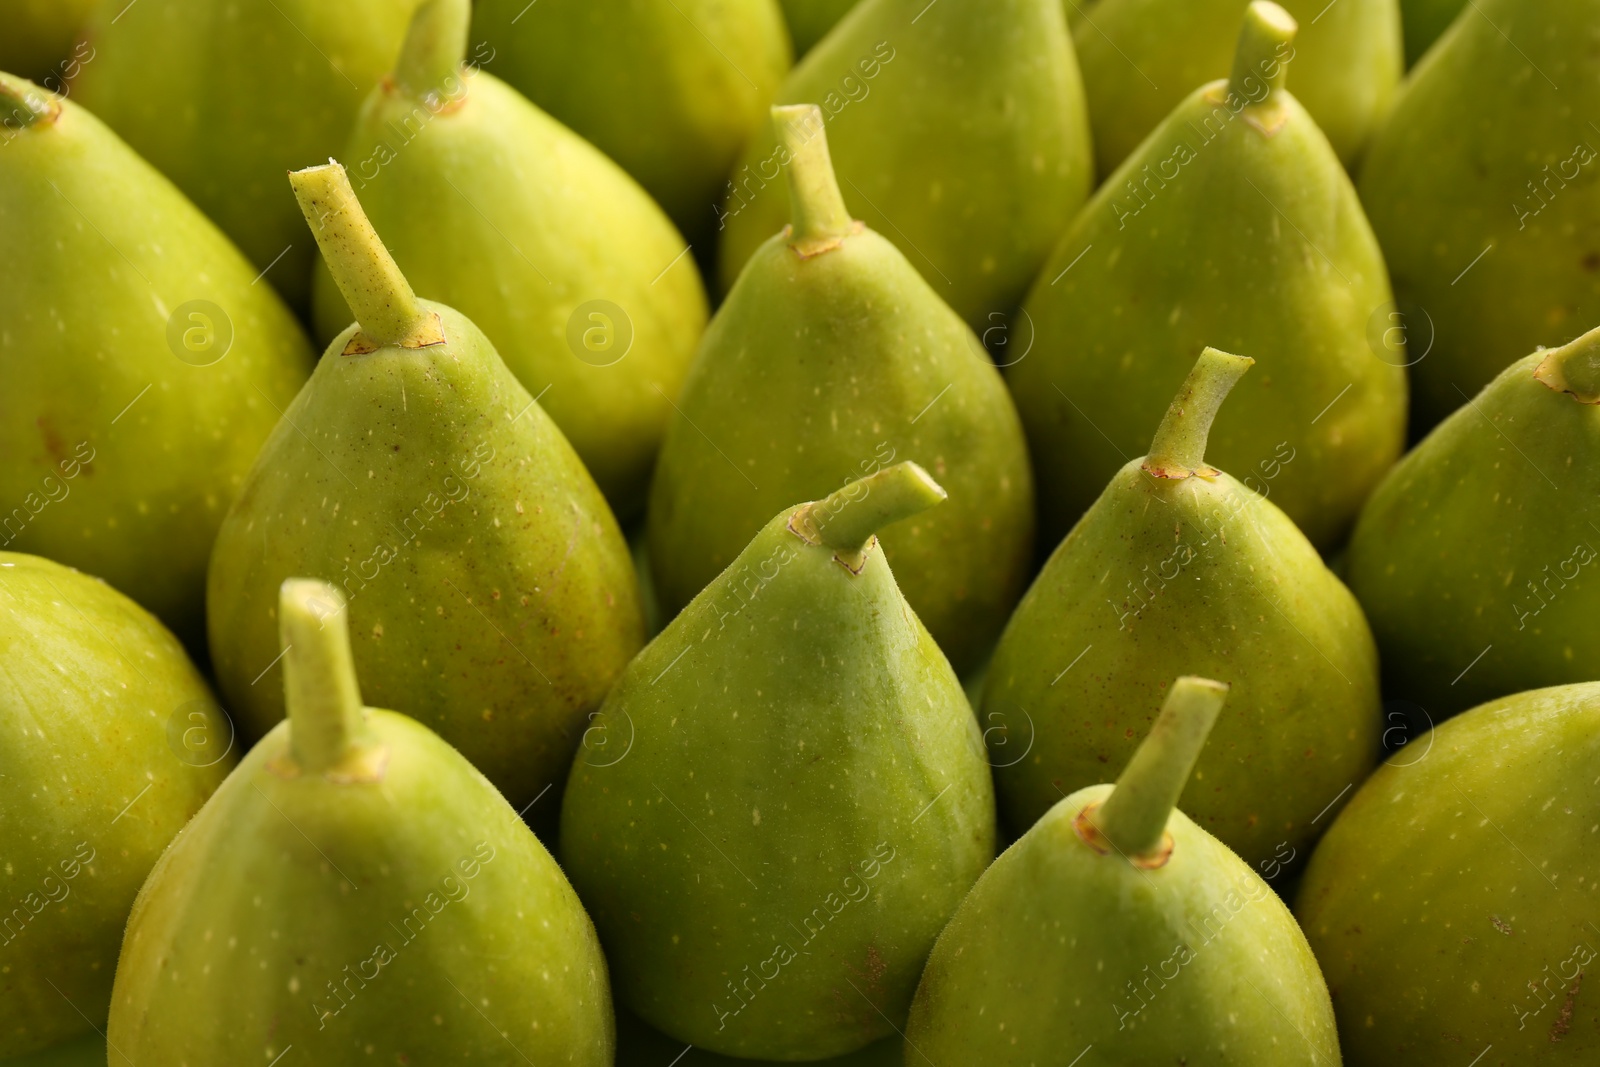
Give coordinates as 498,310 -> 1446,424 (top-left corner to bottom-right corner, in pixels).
779,0 -> 862,53
209,163 -> 645,818
472,0 -> 791,247
651,106 -> 1034,673
1358,0 -> 1600,429
110,580 -> 614,1064
69,0 -> 424,309
1013,4 -> 1405,552
909,678 -> 1341,1064
0,75 -> 313,648
985,349 -> 1380,865
0,553 -> 233,1058
1346,330 -> 1600,721
565,464 -> 996,1060
312,0 -> 708,521
1400,0 -> 1465,65
1076,0 -> 1400,175
1297,682 -> 1600,1063
718,0 -> 1093,331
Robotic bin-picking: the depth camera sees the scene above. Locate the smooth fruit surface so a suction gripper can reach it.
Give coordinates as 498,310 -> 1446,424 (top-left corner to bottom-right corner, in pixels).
567,466 -> 995,1059
0,553 -> 232,1057
71,0 -> 424,307
313,4 -> 708,520
1358,0 -> 1600,427
718,0 -> 1093,330
1346,334 -> 1600,720
1076,0 -> 1401,174
1297,682 -> 1600,1061
779,0 -> 861,53
909,677 -> 1340,1063
1013,6 -> 1405,550
0,74 -> 314,646
472,0 -> 791,245
110,580 -> 614,1062
987,349 -> 1381,866
0,0 -> 95,82
1401,0 -> 1465,65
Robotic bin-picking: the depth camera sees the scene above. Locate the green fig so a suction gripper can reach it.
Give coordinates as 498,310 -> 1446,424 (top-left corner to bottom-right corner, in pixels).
908,676 -> 1341,1063
985,349 -> 1380,866
0,552 -> 234,1057
1297,681 -> 1600,1062
312,0 -> 709,520
0,0 -> 94,83
616,1005 -> 900,1065
649,106 -> 1034,673
109,579 -> 614,1061
1076,0 -> 1401,176
779,0 -> 861,53
0,73 -> 313,647
1346,327 -> 1600,720
1400,0 -> 1465,65
207,162 -> 645,817
69,0 -> 424,307
718,0 -> 1094,330
1358,0 -> 1600,428
0,1031 -> 104,1067
1013,3 -> 1406,551
472,0 -> 791,247
564,462 -> 996,1060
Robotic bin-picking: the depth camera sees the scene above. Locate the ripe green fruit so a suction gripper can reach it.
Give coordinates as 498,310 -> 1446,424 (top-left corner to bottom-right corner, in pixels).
1297,681 -> 1600,1062
985,349 -> 1380,865
70,0 -> 424,308
1358,0 -> 1600,428
908,677 -> 1340,1063
312,0 -> 709,520
208,163 -> 645,817
564,462 -> 996,1060
649,106 -> 1034,673
1401,0 -> 1465,65
472,0 -> 791,246
110,580 -> 614,1062
0,0 -> 94,82
718,0 -> 1094,330
779,0 -> 861,53
0,73 -> 313,646
1346,327 -> 1600,721
0,552 -> 233,1057
1076,0 -> 1401,175
1013,3 -> 1406,551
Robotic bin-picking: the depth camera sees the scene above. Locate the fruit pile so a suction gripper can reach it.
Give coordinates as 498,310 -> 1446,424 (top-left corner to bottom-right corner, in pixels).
3,0 -> 1594,1063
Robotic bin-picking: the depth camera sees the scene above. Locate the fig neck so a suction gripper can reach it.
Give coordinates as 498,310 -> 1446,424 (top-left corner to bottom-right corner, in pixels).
788,461 -> 946,573
1143,348 -> 1255,480
1534,325 -> 1600,404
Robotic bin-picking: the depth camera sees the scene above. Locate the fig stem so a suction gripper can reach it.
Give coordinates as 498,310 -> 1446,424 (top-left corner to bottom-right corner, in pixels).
1229,1 -> 1297,105
394,0 -> 471,100
792,461 -> 947,559
1533,324 -> 1600,405
774,104 -> 854,252
1090,676 -> 1230,859
289,162 -> 432,348
0,72 -> 57,130
1142,347 -> 1255,479
280,579 -> 371,774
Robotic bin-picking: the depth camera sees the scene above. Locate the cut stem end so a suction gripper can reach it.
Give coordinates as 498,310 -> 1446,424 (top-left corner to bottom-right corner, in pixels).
1229,1 -> 1297,108
279,579 -> 382,778
773,104 -> 855,255
0,73 -> 59,131
1086,676 -> 1230,862
289,162 -> 440,349
1143,348 -> 1255,480
1534,323 -> 1600,404
789,461 -> 947,570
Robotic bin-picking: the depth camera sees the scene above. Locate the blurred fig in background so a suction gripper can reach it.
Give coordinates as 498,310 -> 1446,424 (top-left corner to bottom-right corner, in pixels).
719,0 -> 1094,332
70,0 -> 425,309
0,73 -> 314,646
314,0 -> 708,520
1358,0 -> 1600,429
1076,0 -> 1401,175
472,0 -> 791,249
